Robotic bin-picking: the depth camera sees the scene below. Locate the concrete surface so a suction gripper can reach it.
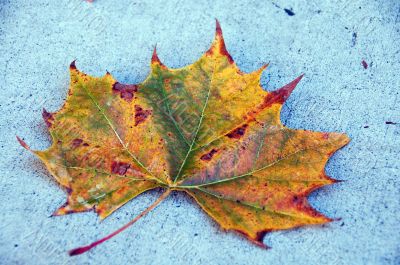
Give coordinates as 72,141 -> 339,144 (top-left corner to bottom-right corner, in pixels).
0,0 -> 399,264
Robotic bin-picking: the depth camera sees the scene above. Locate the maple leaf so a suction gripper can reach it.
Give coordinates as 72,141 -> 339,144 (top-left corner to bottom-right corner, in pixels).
18,20 -> 350,255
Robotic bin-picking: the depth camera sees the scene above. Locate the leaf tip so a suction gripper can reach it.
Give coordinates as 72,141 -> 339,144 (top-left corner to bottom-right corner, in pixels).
254,63 -> 269,77
287,73 -> 304,92
331,178 -> 345,184
42,108 -> 54,128
254,230 -> 272,249
215,18 -> 222,38
151,45 -> 165,68
104,70 -> 115,81
342,133 -> 351,144
337,133 -> 351,151
53,199 -> 74,216
326,132 -> 351,157
234,229 -> 271,249
257,242 -> 271,250
274,74 -> 305,104
322,174 -> 344,185
70,60 -> 77,70
260,63 -> 269,71
49,212 -> 56,218
206,19 -> 234,64
332,217 -> 342,222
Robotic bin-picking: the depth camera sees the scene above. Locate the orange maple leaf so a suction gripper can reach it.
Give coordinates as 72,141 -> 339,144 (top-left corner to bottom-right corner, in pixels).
18,20 -> 350,255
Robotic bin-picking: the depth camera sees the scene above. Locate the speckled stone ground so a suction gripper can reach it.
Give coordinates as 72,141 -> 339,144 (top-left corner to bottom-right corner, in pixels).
0,1 -> 399,264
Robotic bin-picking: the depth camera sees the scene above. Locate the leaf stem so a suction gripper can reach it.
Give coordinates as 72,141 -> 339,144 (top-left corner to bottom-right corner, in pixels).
69,189 -> 171,256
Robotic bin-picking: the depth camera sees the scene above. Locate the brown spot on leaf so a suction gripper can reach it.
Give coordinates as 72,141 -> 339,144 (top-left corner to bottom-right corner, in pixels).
111,161 -> 130,175
222,113 -> 231,120
112,82 -> 138,102
66,187 -> 72,195
200,148 -> 218,161
134,105 -> 152,126
226,124 -> 248,139
71,139 -> 83,148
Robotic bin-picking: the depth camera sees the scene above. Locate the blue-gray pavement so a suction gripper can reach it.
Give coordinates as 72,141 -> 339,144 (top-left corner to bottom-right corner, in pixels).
0,1 -> 399,264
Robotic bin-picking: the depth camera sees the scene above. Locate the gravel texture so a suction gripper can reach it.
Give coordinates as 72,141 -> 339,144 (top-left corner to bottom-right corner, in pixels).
0,0 -> 399,264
